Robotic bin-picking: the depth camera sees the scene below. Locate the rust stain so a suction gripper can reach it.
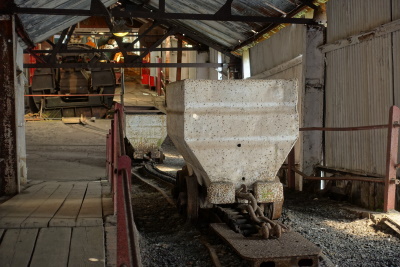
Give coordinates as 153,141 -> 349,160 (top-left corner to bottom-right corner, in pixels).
358,32 -> 376,42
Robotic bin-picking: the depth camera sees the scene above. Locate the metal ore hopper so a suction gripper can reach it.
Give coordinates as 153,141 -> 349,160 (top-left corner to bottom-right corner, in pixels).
167,79 -> 298,205
125,106 -> 167,161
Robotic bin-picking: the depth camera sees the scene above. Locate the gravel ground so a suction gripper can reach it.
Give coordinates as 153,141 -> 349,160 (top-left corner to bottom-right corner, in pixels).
133,136 -> 400,267
156,135 -> 186,176
281,192 -> 400,267
132,135 -> 247,266
132,174 -> 248,267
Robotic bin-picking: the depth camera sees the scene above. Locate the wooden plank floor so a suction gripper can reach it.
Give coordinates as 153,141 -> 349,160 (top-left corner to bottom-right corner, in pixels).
0,181 -> 109,267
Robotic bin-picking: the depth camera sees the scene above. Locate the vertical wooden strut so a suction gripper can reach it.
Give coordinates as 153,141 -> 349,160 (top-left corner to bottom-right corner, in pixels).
176,38 -> 182,81
0,13 -> 18,195
384,106 -> 400,212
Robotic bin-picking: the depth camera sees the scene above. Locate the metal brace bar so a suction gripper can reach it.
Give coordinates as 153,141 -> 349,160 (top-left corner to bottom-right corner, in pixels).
159,0 -> 165,13
133,28 -> 176,63
128,21 -> 161,50
297,0 -> 318,10
215,0 -> 233,18
24,62 -> 225,68
26,47 -> 198,54
48,27 -> 69,64
62,24 -> 77,50
46,39 -> 55,48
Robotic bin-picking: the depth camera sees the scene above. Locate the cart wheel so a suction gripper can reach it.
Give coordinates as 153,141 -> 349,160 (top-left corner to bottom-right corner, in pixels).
172,170 -> 185,198
186,176 -> 199,222
264,200 -> 283,220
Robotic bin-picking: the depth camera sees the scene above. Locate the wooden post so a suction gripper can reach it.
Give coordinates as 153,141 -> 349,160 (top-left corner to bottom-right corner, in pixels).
0,14 -> 18,195
384,106 -> 400,212
156,57 -> 162,96
176,38 -> 182,81
287,147 -> 296,189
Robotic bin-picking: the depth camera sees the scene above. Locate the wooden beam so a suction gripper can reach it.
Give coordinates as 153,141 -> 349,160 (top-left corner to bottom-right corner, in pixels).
320,18 -> 400,54
176,38 -> 183,81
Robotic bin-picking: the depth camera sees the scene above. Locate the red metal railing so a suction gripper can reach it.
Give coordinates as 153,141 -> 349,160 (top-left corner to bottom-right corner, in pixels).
106,103 -> 141,267
288,105 -> 400,212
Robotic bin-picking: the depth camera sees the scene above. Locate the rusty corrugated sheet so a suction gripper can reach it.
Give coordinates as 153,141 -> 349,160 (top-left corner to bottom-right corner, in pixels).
325,35 -> 393,176
326,0 -> 392,43
15,0 -> 117,44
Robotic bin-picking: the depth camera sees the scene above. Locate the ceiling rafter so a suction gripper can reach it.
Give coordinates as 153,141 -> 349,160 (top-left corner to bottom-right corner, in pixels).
133,27 -> 176,63
297,0 -> 318,10
23,62 -> 228,69
6,2 -> 316,25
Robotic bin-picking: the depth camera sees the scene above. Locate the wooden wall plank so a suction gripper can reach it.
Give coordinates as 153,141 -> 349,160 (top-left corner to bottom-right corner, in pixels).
0,229 -> 39,267
22,183 -> 74,228
68,227 -> 105,267
77,182 -> 103,226
30,227 -> 71,267
0,183 -> 59,228
0,183 -> 46,219
50,182 -> 88,227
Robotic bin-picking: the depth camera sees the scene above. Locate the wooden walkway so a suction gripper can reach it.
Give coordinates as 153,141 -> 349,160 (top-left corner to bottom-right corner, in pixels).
0,181 -> 113,267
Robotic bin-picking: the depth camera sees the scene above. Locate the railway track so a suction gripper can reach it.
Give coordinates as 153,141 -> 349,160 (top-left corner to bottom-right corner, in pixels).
131,164 -> 248,267
134,162 -> 322,267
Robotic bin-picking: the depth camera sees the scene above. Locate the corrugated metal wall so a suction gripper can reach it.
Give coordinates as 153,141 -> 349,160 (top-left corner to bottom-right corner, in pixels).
209,49 -> 219,80
325,36 -> 393,175
326,0 -> 392,43
393,1 -> 400,107
250,24 -> 306,76
324,0 -> 397,176
324,0 -> 400,210
209,48 -> 230,80
249,25 -> 308,190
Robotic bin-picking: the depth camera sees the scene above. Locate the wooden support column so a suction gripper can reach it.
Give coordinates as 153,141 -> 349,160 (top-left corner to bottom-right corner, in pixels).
384,106 -> 400,212
287,147 -> 296,189
0,14 -> 18,195
176,38 -> 182,81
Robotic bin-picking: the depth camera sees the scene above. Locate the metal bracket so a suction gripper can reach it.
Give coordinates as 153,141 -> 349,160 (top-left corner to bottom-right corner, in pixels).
215,0 -> 233,18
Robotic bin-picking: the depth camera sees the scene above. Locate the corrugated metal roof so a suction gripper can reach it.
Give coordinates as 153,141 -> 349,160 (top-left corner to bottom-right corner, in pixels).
127,0 -> 306,51
13,0 -> 314,53
15,0 -> 117,44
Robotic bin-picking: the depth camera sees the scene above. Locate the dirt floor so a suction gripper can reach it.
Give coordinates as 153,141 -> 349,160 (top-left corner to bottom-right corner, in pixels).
26,120 -> 110,181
